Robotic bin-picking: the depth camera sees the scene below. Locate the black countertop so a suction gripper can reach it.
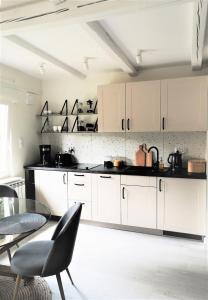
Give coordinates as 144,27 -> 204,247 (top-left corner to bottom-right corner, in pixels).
25,163 -> 207,179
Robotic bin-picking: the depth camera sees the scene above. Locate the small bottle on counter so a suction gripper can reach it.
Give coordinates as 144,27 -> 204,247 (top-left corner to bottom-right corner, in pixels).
159,157 -> 164,171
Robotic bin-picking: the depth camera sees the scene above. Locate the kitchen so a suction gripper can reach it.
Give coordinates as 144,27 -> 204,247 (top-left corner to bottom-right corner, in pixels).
0,0 -> 208,299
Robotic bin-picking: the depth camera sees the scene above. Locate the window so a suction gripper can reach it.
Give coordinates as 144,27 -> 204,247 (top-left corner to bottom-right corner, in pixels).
0,104 -> 9,178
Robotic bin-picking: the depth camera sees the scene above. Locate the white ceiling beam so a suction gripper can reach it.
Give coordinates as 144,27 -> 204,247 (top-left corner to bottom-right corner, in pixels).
5,35 -> 86,79
83,21 -> 137,75
0,0 -> 192,36
191,0 -> 208,70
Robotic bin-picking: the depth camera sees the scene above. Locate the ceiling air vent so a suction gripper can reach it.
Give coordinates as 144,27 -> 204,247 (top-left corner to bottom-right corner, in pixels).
0,8 -> 69,24
77,0 -> 109,8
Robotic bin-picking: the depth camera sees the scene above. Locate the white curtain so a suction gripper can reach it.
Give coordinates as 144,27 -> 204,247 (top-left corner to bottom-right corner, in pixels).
0,80 -> 19,179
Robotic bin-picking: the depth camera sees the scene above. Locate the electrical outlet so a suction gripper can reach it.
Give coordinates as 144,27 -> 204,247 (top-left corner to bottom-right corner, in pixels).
18,138 -> 24,149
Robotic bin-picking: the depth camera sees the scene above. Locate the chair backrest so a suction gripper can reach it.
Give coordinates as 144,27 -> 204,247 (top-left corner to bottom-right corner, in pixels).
42,202 -> 82,277
0,185 -> 18,198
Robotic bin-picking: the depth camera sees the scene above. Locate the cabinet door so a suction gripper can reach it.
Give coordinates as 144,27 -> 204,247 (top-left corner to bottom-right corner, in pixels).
35,170 -> 68,217
161,77 -> 207,131
92,174 -> 121,224
98,84 -> 125,132
157,178 -> 206,235
68,172 -> 92,220
121,185 -> 157,229
126,81 -> 161,132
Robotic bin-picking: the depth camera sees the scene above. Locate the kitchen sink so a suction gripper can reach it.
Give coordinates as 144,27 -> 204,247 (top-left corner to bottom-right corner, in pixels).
125,166 -> 157,175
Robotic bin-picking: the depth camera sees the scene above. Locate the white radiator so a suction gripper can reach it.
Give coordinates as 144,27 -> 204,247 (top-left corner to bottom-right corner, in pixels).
0,177 -> 25,198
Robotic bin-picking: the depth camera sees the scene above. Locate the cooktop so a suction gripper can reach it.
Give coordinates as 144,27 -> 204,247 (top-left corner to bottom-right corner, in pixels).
70,163 -> 101,170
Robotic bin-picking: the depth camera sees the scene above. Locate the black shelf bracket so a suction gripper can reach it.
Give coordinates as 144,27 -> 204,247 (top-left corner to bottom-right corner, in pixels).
93,100 -> 98,113
40,101 -> 48,116
41,116 -> 49,133
94,117 -> 98,132
71,99 -> 78,115
61,117 -> 69,132
60,99 -> 68,115
71,116 -> 78,132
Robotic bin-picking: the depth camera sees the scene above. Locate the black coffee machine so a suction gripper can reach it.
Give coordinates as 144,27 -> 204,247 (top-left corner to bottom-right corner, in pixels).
39,145 -> 51,166
168,150 -> 182,171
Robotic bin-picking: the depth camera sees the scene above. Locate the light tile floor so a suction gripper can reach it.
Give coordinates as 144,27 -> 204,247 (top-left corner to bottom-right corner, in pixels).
1,222 -> 208,300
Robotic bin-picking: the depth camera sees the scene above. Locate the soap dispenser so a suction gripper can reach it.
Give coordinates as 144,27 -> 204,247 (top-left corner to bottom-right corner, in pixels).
159,157 -> 164,171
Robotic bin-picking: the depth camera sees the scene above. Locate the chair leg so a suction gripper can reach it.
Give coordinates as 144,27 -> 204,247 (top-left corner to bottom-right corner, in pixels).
56,273 -> 66,300
7,249 -> 12,263
66,268 -> 74,285
13,275 -> 21,300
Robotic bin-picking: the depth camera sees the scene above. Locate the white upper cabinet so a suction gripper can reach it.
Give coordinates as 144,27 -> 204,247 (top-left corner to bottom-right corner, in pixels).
126,81 -> 161,132
98,83 -> 125,132
161,76 -> 207,131
98,76 -> 207,133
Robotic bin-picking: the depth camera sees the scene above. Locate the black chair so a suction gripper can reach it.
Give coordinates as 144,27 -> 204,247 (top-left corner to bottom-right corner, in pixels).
11,202 -> 82,300
0,185 -> 18,262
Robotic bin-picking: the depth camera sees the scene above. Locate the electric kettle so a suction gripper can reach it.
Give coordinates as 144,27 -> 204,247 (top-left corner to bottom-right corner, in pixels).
168,150 -> 182,171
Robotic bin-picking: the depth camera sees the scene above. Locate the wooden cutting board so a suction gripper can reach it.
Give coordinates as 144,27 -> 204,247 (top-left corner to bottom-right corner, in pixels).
142,143 -> 152,167
135,145 -> 146,166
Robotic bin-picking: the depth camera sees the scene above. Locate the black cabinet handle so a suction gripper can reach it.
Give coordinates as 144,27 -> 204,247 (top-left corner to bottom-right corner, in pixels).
63,173 -> 67,184
74,174 -> 84,177
122,119 -> 124,131
122,187 -> 125,199
100,176 -> 112,179
162,117 -> 165,130
127,118 -> 130,130
74,183 -> 85,186
159,179 -> 162,192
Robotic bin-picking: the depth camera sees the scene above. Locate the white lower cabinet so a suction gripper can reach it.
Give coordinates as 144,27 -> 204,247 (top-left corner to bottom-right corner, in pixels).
157,178 -> 206,235
92,174 -> 121,224
35,169 -> 206,236
35,170 -> 68,217
68,172 -> 92,220
121,176 -> 157,229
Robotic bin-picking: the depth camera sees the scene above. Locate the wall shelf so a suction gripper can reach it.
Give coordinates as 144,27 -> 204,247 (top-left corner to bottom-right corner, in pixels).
37,113 -> 68,117
40,131 -> 98,134
39,99 -> 98,134
38,113 -> 98,117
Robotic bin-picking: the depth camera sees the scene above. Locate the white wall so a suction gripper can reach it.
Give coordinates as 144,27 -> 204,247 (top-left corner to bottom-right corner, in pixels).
42,64 -> 208,166
0,63 -> 41,177
42,64 -> 208,111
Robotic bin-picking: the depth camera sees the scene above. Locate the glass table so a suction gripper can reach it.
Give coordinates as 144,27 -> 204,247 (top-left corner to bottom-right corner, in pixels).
0,197 -> 50,278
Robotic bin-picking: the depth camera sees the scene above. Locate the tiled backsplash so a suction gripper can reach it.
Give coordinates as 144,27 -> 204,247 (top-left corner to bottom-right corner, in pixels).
42,132 -> 207,167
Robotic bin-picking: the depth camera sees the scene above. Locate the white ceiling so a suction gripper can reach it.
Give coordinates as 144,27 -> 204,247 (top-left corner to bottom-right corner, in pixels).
100,2 -> 194,66
0,0 -> 43,11
0,0 -> 207,79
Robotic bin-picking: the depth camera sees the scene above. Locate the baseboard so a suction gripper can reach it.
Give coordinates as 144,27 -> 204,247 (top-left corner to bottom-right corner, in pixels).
80,220 -> 163,236
49,216 -> 204,241
81,220 -> 204,241
163,230 -> 204,241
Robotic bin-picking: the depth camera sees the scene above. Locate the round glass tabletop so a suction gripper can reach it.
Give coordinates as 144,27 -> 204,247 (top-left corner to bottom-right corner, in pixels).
0,197 -> 51,247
